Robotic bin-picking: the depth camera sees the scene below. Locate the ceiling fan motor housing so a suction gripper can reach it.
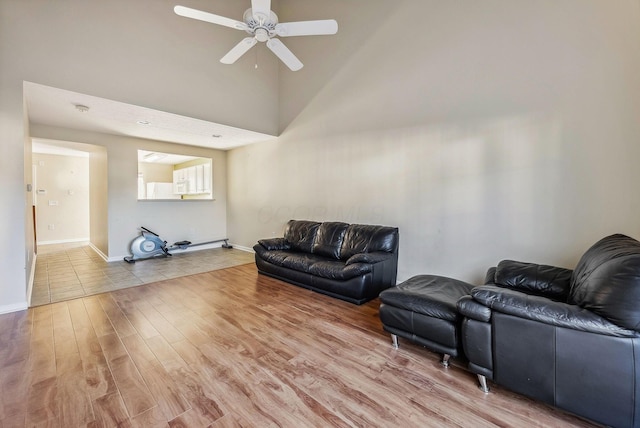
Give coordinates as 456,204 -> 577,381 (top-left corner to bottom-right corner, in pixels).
243,8 -> 278,41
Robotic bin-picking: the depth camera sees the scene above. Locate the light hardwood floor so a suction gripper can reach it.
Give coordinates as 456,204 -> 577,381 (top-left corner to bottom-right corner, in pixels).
2,264 -> 599,427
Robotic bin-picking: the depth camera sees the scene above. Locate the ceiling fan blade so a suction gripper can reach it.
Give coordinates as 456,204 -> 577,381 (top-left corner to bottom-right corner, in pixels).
275,19 -> 338,37
174,5 -> 247,31
266,38 -> 303,71
220,38 -> 258,64
251,0 -> 271,20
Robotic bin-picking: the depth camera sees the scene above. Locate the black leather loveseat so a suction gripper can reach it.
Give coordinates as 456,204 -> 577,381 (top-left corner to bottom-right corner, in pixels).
458,234 -> 640,428
253,220 -> 399,304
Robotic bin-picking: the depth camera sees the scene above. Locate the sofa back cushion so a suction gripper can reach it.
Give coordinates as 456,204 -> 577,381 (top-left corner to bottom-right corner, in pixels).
494,260 -> 572,301
284,220 -> 321,253
569,234 -> 640,332
340,224 -> 399,260
312,222 -> 349,259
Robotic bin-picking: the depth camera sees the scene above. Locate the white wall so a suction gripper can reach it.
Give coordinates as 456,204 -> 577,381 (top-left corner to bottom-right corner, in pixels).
33,153 -> 90,244
228,0 -> 640,283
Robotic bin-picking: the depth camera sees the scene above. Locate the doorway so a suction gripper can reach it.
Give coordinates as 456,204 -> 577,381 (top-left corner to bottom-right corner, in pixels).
30,139 -> 102,306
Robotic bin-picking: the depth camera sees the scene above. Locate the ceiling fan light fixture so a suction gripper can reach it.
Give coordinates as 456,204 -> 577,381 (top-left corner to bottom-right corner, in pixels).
255,28 -> 269,42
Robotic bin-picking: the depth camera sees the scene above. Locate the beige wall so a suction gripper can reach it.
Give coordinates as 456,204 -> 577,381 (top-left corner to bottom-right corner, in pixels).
89,147 -> 109,257
139,163 -> 173,184
33,153 -> 90,243
228,0 -> 640,283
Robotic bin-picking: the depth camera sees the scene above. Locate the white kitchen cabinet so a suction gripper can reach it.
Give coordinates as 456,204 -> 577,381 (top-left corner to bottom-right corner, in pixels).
186,166 -> 197,194
195,164 -> 204,193
203,162 -> 211,192
173,161 -> 212,196
173,169 -> 188,194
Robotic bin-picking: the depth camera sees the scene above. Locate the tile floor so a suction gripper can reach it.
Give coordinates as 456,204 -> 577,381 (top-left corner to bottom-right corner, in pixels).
31,242 -> 255,306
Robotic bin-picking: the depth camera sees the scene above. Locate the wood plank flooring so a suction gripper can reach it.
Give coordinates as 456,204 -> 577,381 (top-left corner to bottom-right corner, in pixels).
1,264 -> 599,427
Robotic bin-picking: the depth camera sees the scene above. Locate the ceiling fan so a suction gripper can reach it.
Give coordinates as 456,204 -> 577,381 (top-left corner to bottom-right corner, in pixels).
174,0 -> 338,71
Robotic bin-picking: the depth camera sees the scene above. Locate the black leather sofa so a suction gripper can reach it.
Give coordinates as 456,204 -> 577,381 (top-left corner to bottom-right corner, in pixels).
253,220 -> 399,304
458,234 -> 640,428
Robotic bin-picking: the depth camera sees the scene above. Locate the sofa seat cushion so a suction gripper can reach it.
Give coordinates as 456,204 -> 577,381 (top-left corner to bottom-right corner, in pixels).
280,253 -> 328,271
257,250 -> 373,281
569,234 -> 640,332
307,260 -> 372,280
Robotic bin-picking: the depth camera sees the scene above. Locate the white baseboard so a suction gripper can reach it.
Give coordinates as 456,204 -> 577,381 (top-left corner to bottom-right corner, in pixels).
231,244 -> 254,253
37,237 -> 90,245
0,301 -> 29,315
89,243 -> 109,262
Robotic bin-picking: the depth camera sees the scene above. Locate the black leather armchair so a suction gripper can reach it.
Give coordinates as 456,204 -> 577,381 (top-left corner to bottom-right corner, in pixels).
458,234 -> 640,428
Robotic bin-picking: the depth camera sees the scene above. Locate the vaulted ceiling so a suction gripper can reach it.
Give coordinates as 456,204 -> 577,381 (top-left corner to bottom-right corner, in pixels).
20,0 -> 394,151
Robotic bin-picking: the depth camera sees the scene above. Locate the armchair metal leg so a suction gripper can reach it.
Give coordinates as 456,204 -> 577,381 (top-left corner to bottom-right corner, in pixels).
477,374 -> 490,393
441,354 -> 451,368
391,334 -> 399,349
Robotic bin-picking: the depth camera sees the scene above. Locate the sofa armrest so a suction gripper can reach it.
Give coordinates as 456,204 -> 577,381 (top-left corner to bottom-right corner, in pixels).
257,237 -> 290,251
492,260 -> 573,300
345,251 -> 392,266
471,285 -> 637,337
457,295 -> 491,322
